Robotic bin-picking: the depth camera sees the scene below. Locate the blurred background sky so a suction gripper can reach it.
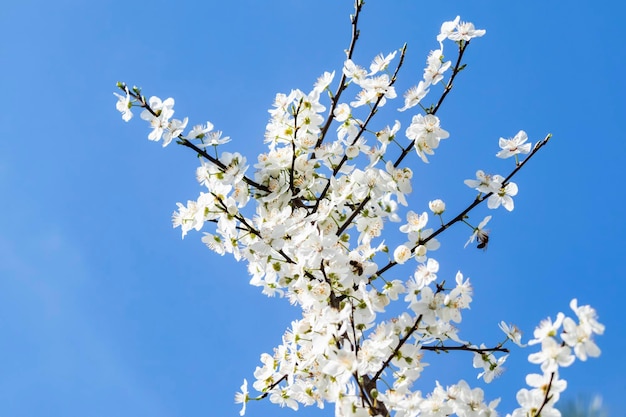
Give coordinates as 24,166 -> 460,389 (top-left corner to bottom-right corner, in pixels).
1,1 -> 624,416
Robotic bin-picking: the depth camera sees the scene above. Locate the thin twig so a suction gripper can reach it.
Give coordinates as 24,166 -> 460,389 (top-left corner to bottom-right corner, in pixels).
421,344 -> 509,354
314,0 -> 364,151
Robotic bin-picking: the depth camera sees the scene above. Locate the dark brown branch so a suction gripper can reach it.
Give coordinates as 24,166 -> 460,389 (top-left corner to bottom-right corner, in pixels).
421,344 -> 509,354
179,139 -> 270,192
336,196 -> 370,237
289,100 -> 303,198
257,374 -> 289,399
431,40 -> 471,115
534,372 -> 556,417
371,314 -> 423,384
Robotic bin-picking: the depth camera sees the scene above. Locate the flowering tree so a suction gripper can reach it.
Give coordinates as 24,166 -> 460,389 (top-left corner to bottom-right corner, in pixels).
114,2 -> 603,416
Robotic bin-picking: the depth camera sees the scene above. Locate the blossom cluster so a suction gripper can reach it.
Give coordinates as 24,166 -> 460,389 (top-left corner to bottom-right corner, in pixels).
115,4 -> 602,417
507,299 -> 604,417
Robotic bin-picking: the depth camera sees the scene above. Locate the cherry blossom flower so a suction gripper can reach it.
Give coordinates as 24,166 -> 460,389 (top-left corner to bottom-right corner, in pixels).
561,316 -> 601,361
528,337 -> 575,372
393,244 -> 412,264
343,59 -> 367,84
438,16 -> 486,43
511,388 -> 557,417
526,371 -> 567,398
140,96 -> 175,143
187,121 -> 214,139
398,81 -> 430,112
413,257 -> 439,288
487,179 -> 518,211
313,70 -> 335,93
234,379 -> 249,416
569,298 -> 605,336
453,20 -> 486,41
369,50 -> 397,74
400,210 -> 429,234
333,103 -> 351,122
465,170 -> 498,194
499,321 -> 526,347
428,199 -> 446,215
162,117 -> 188,147
529,312 -> 565,346
437,16 -> 461,43
496,130 -> 532,159
423,49 -> 451,85
473,347 -> 507,383
204,130 -> 231,146
382,279 -> 406,300
114,91 -> 133,121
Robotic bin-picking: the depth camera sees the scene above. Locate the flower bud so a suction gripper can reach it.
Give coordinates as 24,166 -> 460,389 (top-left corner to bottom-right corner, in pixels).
429,199 -> 446,215
415,245 -> 427,258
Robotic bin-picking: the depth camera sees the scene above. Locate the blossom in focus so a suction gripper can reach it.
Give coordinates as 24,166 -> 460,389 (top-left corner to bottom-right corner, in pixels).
399,211 -> 428,234
314,70 -> 335,92
454,20 -> 487,41
438,16 -> 461,43
473,346 -> 507,383
428,199 -> 446,215
499,321 -> 526,347
369,50 -> 397,74
140,96 -> 175,143
114,91 -> 133,121
234,379 -> 249,416
487,179 -> 518,211
187,121 -> 215,140
333,103 -> 351,122
529,312 -> 565,346
398,81 -> 429,112
423,49 -> 451,85
394,244 -> 412,264
496,130 -> 532,159
205,130 -> 231,147
406,114 -> 449,163
343,59 -> 368,84
438,16 -> 486,43
413,257 -> 439,288
162,117 -> 188,147
464,170 -> 499,194
528,337 -> 575,372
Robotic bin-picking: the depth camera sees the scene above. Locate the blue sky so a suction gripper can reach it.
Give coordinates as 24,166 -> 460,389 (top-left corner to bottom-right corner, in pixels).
1,1 -> 624,416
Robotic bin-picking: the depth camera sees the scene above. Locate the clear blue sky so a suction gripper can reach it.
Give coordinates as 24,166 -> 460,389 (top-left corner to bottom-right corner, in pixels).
1,1 -> 624,416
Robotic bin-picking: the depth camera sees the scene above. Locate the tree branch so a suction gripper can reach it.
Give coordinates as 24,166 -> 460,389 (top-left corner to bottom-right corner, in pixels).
314,0 -> 364,151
